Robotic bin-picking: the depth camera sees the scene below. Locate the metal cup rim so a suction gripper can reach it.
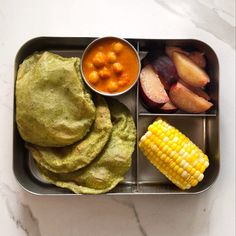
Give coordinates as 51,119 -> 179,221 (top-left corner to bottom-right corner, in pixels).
80,36 -> 141,96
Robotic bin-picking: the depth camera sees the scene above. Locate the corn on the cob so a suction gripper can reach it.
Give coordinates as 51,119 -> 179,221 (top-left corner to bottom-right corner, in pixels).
139,118 -> 209,190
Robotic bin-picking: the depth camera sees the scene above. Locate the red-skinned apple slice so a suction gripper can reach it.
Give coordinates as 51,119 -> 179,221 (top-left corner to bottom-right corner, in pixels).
172,52 -> 210,87
140,64 -> 169,110
169,82 -> 213,113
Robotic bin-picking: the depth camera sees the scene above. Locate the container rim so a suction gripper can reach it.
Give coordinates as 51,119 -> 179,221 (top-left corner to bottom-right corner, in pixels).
80,36 -> 141,97
13,36 -> 220,196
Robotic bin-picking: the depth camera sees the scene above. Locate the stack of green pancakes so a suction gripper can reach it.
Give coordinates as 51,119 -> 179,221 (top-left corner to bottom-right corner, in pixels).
16,51 -> 136,194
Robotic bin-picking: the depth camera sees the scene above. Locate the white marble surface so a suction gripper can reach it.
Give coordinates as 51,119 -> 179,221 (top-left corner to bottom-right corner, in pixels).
0,0 -> 235,235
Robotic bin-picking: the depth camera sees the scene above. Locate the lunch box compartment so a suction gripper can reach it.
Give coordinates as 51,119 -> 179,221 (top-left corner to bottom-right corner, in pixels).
137,39 -> 219,115
14,37 -> 219,195
137,115 -> 219,193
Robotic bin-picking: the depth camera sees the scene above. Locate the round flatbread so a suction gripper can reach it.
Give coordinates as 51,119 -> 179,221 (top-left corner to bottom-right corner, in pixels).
27,95 -> 112,173
16,51 -> 96,147
37,100 -> 136,194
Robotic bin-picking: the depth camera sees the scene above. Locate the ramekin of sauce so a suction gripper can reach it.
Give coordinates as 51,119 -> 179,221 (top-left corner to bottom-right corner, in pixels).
81,37 -> 140,96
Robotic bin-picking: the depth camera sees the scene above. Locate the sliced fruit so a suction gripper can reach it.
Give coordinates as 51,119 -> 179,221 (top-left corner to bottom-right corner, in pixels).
179,79 -> 210,101
151,55 -> 178,90
140,64 -> 169,110
166,46 -> 207,69
159,101 -> 178,113
169,82 -> 213,113
188,51 -> 206,68
172,52 -> 210,87
165,46 -> 189,59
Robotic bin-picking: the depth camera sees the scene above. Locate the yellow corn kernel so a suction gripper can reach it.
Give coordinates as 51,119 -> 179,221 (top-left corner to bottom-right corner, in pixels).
173,165 -> 179,172
199,165 -> 206,173
171,142 -> 177,150
166,147 -> 172,155
186,165 -> 193,173
176,156 -> 182,164
164,156 -> 171,164
169,150 -> 176,158
177,167 -> 184,175
160,153 -> 167,161
157,150 -> 162,157
170,161 -> 175,169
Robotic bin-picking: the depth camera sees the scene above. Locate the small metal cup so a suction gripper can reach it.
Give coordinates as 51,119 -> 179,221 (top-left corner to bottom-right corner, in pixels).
80,36 -> 141,96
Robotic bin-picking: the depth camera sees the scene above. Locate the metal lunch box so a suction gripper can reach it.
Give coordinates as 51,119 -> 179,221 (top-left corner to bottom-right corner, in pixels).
13,37 -> 219,195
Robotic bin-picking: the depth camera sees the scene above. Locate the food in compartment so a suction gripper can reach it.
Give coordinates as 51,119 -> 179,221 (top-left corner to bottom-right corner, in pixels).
37,99 -> 136,194
172,51 -> 210,87
188,51 -> 206,69
165,46 -> 188,59
16,51 -> 136,194
178,79 -> 210,101
92,52 -> 106,68
150,55 -> 178,90
140,64 -> 169,111
169,82 -> 213,113
166,46 -> 206,69
139,119 -> 209,190
112,42 -> 124,54
159,101 -> 178,113
82,38 -> 139,94
26,95 -> 113,173
16,51 -> 96,147
140,45 -> 213,113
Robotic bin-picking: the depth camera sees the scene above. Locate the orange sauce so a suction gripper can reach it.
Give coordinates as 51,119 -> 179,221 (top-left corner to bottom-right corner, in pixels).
82,38 -> 139,94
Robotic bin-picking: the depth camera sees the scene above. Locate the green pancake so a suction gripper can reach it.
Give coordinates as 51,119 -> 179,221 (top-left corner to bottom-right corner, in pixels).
37,100 -> 136,194
27,95 -> 112,173
16,51 -> 96,147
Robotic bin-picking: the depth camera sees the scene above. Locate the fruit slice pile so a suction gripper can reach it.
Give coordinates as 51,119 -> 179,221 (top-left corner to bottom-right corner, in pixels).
140,46 -> 213,113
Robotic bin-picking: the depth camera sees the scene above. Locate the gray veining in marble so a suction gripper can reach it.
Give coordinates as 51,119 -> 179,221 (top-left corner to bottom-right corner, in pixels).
111,196 -> 147,236
155,0 -> 235,48
0,184 -> 41,236
132,203 -> 148,236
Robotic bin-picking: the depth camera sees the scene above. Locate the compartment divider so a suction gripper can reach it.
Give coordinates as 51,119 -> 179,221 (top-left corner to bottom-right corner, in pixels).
136,40 -> 140,193
14,37 -> 219,195
139,113 -> 217,117
202,117 -> 206,153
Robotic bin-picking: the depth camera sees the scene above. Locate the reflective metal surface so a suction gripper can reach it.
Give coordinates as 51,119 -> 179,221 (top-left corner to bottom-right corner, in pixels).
80,36 -> 141,97
13,37 -> 219,195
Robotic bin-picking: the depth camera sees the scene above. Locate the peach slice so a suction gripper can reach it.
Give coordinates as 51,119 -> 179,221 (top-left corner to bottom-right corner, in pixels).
169,82 -> 213,113
160,101 -> 178,113
166,46 -> 206,69
188,51 -> 206,68
178,79 -> 210,101
172,52 -> 210,87
165,46 -> 189,59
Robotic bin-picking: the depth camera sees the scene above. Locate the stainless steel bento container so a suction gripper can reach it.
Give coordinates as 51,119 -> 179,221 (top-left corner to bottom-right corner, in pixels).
13,37 -> 219,195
